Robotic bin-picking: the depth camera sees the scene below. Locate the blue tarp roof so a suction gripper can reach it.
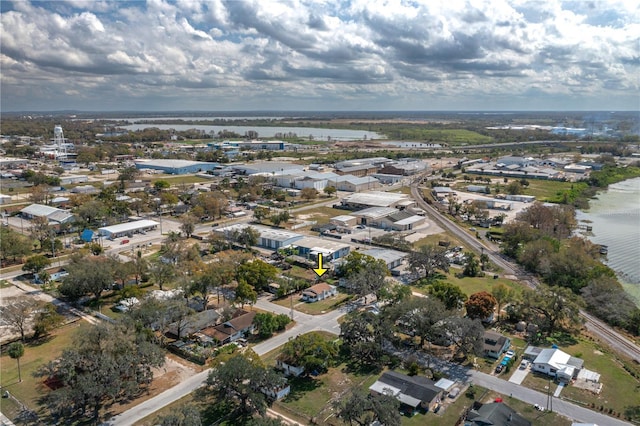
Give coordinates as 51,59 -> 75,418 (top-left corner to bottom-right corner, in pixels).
81,229 -> 94,242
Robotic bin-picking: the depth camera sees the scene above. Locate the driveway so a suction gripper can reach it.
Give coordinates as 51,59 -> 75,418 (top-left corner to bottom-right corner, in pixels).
508,364 -> 531,385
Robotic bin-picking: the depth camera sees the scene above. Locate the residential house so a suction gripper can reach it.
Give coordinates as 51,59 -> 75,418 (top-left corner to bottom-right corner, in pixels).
301,283 -> 337,302
261,382 -> 291,400
275,360 -> 305,377
483,331 -> 511,359
529,347 -> 584,382
369,371 -> 443,414
167,309 -> 222,338
465,401 -> 531,426
198,310 -> 256,345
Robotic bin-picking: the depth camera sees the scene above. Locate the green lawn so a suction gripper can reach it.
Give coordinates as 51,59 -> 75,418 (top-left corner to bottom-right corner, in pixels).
155,175 -> 212,185
275,363 -> 378,422
0,321 -> 91,421
294,206 -> 347,225
410,234 -> 466,251
412,271 -> 522,298
519,180 -> 577,201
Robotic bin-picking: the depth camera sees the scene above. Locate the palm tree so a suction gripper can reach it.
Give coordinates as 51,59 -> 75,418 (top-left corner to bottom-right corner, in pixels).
8,342 -> 24,382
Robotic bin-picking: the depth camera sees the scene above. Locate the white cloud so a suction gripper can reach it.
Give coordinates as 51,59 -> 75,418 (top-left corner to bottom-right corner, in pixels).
0,0 -> 638,111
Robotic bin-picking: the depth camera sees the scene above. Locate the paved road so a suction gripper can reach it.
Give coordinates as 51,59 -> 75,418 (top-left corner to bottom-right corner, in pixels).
107,296 -> 346,425
410,175 -> 640,362
387,345 -> 632,426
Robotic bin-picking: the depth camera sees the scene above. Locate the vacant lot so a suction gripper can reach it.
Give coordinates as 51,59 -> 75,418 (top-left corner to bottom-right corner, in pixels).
411,271 -> 522,298
0,321 -> 90,420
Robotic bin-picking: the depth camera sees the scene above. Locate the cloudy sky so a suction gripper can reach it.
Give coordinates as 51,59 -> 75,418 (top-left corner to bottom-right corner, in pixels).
1,0 -> 638,112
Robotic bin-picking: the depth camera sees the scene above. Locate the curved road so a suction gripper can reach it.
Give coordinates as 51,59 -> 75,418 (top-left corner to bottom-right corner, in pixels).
410,177 -> 640,362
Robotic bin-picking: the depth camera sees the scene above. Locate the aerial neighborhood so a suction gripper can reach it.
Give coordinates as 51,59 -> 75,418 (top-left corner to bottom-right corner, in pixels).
1,114 -> 639,426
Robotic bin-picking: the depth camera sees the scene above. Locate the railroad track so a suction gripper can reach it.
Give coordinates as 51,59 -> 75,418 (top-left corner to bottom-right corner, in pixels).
581,310 -> 640,362
410,177 -> 640,363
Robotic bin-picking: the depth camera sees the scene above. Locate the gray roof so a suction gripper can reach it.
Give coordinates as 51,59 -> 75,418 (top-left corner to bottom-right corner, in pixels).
99,219 -> 159,235
135,159 -> 218,168
355,206 -> 398,218
21,204 -> 59,217
467,402 -> 531,426
233,162 -> 304,175
361,248 -> 408,265
21,204 -> 74,223
293,236 -> 350,253
371,371 -> 441,407
217,223 -> 302,243
342,191 -> 408,207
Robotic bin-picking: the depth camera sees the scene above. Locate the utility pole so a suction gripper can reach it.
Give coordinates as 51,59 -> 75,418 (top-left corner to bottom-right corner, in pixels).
290,292 -> 294,321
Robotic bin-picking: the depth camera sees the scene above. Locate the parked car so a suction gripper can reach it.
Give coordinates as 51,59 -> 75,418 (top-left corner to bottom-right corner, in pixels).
495,364 -> 504,373
520,360 -> 530,369
505,350 -> 515,357
121,239 -> 130,244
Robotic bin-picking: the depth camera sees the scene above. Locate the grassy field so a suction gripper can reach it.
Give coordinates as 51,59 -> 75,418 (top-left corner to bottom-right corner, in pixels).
520,337 -> 640,419
156,175 -> 212,185
294,206 -> 348,225
0,320 -> 91,420
411,271 -> 522,298
380,128 -> 493,145
520,180 -> 577,201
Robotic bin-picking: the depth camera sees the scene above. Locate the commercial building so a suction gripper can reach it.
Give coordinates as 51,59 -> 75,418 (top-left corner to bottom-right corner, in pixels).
353,207 -> 424,231
0,157 -> 29,169
20,204 -> 75,225
340,191 -> 411,210
215,224 -> 303,250
360,248 -> 407,270
98,219 -> 159,239
134,159 -> 219,175
293,236 -> 351,261
334,175 -> 380,192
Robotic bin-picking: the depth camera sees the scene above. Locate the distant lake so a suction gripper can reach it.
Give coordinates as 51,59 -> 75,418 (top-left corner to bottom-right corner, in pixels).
120,123 -> 383,141
577,177 -> 640,304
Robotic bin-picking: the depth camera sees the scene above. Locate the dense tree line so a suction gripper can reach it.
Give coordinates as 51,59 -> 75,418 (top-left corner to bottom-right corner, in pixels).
501,202 -> 640,335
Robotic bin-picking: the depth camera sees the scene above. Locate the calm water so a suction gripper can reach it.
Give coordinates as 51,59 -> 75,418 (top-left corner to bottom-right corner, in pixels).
121,123 -> 383,141
577,177 -> 640,303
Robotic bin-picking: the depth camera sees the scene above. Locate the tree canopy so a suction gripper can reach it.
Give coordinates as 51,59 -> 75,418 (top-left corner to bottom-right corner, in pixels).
203,354 -> 286,418
35,322 -> 164,423
427,281 -> 467,310
465,291 -> 497,320
277,332 -> 339,375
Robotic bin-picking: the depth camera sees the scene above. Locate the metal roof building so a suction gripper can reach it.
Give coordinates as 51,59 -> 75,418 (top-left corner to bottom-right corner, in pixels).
340,191 -> 409,210
134,159 -> 219,175
293,236 -> 351,261
98,219 -> 159,239
215,223 -> 303,250
20,204 -> 75,224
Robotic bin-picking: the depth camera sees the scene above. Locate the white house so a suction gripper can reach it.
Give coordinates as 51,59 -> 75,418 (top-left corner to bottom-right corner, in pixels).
276,360 -> 306,377
301,283 -> 337,302
530,347 -> 584,382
